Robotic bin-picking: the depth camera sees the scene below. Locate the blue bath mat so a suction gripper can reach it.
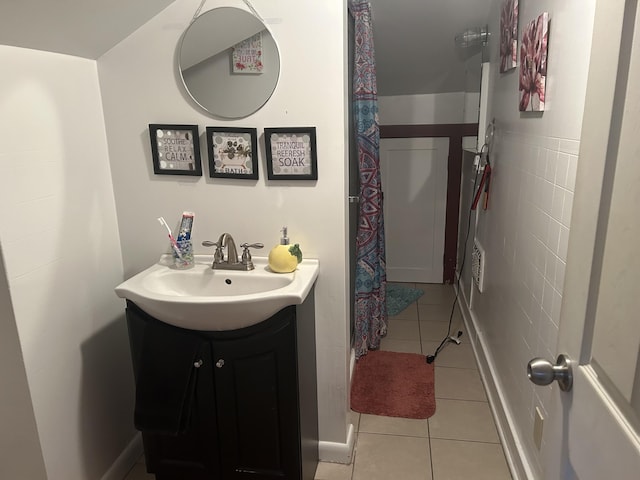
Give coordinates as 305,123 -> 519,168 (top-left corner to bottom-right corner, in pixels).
386,284 -> 424,316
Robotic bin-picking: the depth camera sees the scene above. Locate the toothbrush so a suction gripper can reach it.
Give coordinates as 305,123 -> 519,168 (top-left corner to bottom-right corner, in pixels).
157,217 -> 183,259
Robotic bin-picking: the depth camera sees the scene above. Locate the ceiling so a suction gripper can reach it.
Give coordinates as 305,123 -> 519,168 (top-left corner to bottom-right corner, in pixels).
0,0 -> 491,95
0,0 -> 176,59
369,0 -> 492,95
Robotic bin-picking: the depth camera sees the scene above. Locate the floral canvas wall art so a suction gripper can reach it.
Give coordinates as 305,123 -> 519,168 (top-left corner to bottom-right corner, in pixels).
500,0 -> 519,72
519,12 -> 549,111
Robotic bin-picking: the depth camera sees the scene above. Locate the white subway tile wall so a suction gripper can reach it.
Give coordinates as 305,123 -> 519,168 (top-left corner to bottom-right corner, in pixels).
475,129 -> 579,472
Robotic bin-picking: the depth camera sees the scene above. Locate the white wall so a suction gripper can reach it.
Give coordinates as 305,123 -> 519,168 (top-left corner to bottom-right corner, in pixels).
463,1 -> 596,478
0,46 -> 134,479
378,92 -> 467,125
98,0 -> 352,457
463,49 -> 483,125
379,91 -> 479,149
379,52 -> 483,127
0,244 -> 46,479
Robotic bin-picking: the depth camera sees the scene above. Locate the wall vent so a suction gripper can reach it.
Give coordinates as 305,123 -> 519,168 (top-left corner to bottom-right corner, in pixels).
471,238 -> 485,293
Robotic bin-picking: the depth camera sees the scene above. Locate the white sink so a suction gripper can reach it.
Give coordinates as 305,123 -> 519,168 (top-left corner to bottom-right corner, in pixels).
115,255 -> 319,331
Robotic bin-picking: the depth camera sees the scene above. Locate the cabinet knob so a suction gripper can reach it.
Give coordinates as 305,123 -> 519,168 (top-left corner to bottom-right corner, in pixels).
194,359 -> 203,368
216,359 -> 225,368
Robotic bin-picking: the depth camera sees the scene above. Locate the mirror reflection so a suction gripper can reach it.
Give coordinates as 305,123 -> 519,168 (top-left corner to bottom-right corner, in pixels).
178,7 -> 280,119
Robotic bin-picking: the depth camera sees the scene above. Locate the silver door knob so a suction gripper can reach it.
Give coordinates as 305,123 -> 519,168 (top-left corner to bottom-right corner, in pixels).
216,359 -> 225,368
527,354 -> 573,392
193,359 -> 203,368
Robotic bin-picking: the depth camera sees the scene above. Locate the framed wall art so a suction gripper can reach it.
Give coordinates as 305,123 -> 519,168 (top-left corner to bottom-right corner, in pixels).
149,124 -> 202,176
500,0 -> 519,73
264,127 -> 318,180
519,12 -> 549,112
206,127 -> 259,179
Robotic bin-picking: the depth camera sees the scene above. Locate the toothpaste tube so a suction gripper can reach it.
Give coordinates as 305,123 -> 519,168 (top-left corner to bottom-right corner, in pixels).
176,211 -> 194,242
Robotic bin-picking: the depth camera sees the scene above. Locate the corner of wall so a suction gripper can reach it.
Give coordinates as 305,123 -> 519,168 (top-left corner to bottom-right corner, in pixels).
318,423 -> 356,465
100,434 -> 143,480
0,244 -> 47,479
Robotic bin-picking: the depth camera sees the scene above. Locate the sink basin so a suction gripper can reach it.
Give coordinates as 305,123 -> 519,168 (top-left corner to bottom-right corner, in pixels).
115,255 -> 319,331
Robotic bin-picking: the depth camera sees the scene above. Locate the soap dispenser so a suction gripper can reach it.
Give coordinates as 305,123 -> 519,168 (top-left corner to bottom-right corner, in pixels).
268,226 -> 302,273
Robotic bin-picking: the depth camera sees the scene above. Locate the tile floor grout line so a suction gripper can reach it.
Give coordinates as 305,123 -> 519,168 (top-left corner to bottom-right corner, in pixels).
350,431 -> 359,480
417,301 -> 425,355
357,431 -> 431,439
421,298 -> 436,480
434,397 -> 489,403
432,397 -> 490,402
429,435 -> 502,445
429,437 -> 505,446
434,365 -> 479,371
427,416 -> 435,480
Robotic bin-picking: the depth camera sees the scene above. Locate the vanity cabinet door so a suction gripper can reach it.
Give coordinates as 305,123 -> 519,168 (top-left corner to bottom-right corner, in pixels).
141,340 -> 220,480
126,302 -> 221,479
212,306 -> 301,480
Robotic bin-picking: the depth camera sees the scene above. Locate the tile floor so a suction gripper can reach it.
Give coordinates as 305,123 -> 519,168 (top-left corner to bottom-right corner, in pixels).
124,283 -> 512,480
314,283 -> 512,480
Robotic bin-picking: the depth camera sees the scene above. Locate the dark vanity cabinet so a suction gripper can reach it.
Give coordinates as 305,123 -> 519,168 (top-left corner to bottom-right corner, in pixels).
126,299 -> 318,480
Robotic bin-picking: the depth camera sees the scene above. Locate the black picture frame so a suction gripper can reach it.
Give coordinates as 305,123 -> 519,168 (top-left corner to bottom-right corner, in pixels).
206,127 -> 259,179
149,124 -> 202,176
264,127 -> 318,180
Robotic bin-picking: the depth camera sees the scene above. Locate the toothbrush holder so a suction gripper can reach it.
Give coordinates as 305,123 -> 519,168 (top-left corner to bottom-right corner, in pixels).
173,239 -> 194,269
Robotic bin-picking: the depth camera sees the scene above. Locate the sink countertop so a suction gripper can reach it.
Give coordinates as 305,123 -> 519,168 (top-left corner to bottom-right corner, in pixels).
115,255 -> 319,331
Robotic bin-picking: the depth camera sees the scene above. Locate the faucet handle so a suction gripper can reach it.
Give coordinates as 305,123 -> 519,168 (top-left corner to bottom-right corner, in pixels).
240,243 -> 264,250
240,243 -> 264,270
202,240 -> 224,263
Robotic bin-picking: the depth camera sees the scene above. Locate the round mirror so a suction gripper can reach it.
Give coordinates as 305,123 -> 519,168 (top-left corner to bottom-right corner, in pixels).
178,7 -> 280,119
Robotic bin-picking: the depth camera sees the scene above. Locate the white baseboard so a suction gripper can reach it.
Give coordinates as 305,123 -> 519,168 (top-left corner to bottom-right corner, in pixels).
319,349 -> 357,465
455,283 -> 535,480
102,427 -> 358,474
318,422 -> 355,464
101,433 -> 143,480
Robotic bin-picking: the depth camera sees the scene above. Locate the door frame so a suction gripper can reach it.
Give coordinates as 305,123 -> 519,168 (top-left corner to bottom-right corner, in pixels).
380,123 -> 478,283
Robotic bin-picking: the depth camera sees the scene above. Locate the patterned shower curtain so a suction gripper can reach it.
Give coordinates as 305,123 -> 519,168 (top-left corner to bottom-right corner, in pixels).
351,0 -> 387,359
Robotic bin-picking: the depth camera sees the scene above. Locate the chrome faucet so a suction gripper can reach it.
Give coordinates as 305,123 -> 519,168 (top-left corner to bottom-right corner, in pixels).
219,232 -> 239,266
202,233 -> 263,270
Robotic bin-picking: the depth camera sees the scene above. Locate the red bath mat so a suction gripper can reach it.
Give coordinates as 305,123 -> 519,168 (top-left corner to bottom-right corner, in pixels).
351,350 -> 436,419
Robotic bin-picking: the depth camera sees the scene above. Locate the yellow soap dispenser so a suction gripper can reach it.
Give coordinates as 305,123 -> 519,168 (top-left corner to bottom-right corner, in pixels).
268,226 -> 302,273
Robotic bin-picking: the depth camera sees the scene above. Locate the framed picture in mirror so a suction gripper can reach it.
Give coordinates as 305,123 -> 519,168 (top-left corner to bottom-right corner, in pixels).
264,127 -> 318,180
178,7 -> 280,118
206,127 -> 259,179
149,124 -> 202,176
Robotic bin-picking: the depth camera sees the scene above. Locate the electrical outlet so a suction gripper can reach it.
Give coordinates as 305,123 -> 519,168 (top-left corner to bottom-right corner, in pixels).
534,406 -> 544,450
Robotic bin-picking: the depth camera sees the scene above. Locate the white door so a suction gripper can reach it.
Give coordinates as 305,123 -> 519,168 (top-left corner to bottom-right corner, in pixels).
528,1 -> 640,477
380,137 -> 449,283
